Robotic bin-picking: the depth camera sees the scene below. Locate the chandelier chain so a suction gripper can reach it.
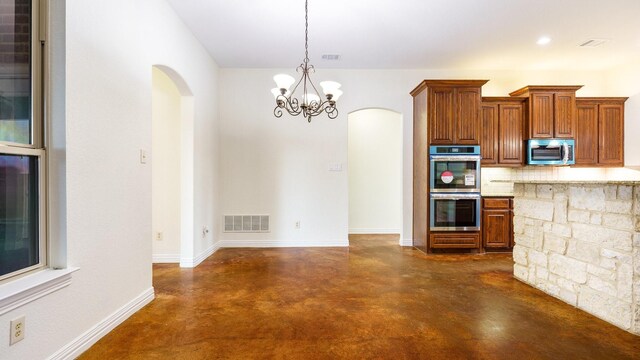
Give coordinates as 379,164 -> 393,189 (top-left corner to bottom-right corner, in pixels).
304,0 -> 309,65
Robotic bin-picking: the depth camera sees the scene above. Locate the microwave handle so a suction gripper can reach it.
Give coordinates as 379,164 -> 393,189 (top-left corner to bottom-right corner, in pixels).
562,142 -> 569,164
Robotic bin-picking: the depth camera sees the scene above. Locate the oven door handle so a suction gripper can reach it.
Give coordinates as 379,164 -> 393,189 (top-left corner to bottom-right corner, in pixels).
430,156 -> 481,162
430,193 -> 481,200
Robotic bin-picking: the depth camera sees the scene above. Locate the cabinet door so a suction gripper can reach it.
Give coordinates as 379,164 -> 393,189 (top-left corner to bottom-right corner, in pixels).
428,87 -> 455,144
598,103 -> 624,166
575,102 -> 598,165
498,103 -> 524,165
482,209 -> 511,248
530,92 -> 554,138
481,104 -> 498,165
554,91 -> 576,138
455,87 -> 481,144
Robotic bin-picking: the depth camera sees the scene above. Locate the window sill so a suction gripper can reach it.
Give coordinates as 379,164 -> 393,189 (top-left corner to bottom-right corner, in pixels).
0,267 -> 79,316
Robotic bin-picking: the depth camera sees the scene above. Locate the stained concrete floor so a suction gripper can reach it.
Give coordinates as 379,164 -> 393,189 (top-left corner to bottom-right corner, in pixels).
80,235 -> 640,359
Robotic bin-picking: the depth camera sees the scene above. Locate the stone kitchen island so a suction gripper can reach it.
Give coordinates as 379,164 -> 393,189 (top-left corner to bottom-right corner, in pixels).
509,181 -> 640,335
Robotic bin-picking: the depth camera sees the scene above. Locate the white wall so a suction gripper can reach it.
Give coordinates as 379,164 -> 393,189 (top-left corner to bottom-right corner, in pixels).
348,109 -> 403,234
0,1 -> 220,358
219,68 -> 610,246
604,60 -> 640,167
152,67 -> 182,260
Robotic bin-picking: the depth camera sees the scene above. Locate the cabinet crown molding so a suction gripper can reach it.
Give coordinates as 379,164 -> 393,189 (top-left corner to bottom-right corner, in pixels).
410,79 -> 489,96
576,97 -> 628,103
509,85 -> 583,97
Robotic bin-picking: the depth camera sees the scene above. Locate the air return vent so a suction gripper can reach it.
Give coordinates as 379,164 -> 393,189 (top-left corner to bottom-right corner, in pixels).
579,38 -> 609,47
321,54 -> 341,61
224,215 -> 270,233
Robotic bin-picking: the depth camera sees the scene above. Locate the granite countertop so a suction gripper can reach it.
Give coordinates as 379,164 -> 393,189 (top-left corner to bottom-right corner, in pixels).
491,179 -> 640,185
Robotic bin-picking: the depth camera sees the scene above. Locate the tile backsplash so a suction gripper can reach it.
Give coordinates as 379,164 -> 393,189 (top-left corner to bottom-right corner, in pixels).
482,166 -> 640,195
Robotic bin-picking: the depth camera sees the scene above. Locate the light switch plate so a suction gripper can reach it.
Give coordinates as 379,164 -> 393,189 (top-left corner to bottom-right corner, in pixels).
328,163 -> 343,172
140,149 -> 148,164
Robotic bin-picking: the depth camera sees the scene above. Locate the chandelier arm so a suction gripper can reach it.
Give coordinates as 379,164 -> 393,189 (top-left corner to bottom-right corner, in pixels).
304,99 -> 329,117
276,95 -> 302,117
307,71 -> 323,99
289,64 -> 306,97
286,97 -> 302,116
325,104 -> 339,119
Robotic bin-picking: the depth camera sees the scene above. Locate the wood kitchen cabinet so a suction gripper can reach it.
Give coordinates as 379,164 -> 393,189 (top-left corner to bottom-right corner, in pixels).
509,86 -> 582,139
412,80 -> 488,145
429,232 -> 480,249
410,79 -> 488,253
482,197 -> 513,250
575,97 -> 627,167
481,97 -> 525,167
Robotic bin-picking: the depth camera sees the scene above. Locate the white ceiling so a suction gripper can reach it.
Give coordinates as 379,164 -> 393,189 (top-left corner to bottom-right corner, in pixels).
166,0 -> 640,71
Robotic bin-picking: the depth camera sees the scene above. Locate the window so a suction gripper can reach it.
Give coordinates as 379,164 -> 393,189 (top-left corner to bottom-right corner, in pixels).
0,0 -> 46,282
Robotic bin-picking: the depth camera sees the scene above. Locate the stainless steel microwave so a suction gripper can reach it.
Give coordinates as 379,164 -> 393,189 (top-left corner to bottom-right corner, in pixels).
526,139 -> 575,165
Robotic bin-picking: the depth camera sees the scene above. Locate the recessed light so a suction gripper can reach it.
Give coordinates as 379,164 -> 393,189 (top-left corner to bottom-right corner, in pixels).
537,36 -> 551,45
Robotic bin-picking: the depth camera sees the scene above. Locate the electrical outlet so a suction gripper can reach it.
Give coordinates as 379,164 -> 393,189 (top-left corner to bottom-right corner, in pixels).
10,316 -> 25,345
155,232 -> 163,241
295,220 -> 300,229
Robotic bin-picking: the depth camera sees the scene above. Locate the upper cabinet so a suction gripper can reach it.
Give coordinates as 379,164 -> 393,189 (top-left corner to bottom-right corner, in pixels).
575,98 -> 627,167
509,86 -> 583,139
412,80 -> 488,145
481,97 -> 525,167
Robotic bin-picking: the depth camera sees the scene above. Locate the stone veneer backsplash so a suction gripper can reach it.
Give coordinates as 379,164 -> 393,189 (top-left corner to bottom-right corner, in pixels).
512,182 -> 640,334
482,167 -> 640,195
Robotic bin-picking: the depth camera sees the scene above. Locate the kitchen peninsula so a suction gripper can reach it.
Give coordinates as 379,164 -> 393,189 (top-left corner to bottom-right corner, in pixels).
508,180 -> 640,335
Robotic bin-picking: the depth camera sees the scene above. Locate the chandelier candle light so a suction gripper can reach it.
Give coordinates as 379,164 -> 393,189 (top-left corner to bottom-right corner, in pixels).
271,0 -> 342,123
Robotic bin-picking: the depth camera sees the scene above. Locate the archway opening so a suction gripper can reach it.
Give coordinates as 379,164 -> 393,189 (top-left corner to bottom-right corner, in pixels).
151,65 -> 195,267
347,108 -> 403,244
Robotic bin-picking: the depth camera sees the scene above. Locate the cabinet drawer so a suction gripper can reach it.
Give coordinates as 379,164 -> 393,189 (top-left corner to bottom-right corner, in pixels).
430,232 -> 480,249
483,198 -> 511,209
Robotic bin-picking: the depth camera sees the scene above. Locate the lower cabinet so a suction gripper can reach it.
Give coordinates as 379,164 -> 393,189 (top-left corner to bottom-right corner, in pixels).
430,232 -> 480,249
482,197 -> 513,250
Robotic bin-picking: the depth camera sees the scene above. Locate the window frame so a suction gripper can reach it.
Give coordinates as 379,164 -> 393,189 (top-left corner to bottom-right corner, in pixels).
0,0 -> 47,283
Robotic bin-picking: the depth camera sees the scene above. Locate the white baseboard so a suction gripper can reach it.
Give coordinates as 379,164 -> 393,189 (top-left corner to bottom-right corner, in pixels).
152,254 -> 180,263
219,239 -> 349,248
348,228 -> 401,235
400,238 -> 413,247
48,287 -> 155,360
179,241 -> 222,268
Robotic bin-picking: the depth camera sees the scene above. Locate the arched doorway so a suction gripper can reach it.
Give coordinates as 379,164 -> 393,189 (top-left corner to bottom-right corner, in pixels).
151,65 -> 195,267
347,108 -> 403,243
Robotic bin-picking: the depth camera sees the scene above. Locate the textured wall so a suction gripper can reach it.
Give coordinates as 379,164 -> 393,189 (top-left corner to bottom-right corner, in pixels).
512,182 -> 640,334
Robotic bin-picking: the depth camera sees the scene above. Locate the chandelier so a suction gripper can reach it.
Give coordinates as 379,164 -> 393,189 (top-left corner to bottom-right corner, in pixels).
271,0 -> 342,123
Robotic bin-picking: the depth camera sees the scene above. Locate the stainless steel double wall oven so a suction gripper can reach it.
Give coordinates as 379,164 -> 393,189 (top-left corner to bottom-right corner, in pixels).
429,145 -> 481,231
